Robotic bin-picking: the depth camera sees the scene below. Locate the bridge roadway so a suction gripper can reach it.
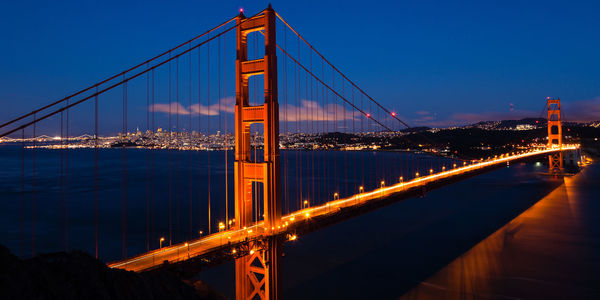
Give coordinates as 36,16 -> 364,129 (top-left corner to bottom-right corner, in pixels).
108,146 -> 577,272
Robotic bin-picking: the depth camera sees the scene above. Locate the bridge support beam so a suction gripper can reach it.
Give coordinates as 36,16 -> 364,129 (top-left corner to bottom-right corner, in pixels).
234,6 -> 281,300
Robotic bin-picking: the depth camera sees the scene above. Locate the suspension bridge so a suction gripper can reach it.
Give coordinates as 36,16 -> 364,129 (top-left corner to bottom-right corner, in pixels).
0,5 -> 579,300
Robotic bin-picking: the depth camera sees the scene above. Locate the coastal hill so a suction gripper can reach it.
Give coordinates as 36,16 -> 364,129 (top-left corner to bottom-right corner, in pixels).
0,244 -> 224,300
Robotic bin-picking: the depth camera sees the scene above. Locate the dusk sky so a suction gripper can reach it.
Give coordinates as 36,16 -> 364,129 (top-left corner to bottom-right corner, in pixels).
1,0 -> 599,128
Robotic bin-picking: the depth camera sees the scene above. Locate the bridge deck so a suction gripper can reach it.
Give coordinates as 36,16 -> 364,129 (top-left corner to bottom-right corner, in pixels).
108,147 -> 576,272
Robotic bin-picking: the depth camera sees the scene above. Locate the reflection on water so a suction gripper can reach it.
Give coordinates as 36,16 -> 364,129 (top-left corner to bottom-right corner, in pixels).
400,164 -> 600,299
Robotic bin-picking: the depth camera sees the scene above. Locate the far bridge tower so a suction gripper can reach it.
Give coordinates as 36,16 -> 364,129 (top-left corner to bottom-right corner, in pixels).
547,97 -> 563,174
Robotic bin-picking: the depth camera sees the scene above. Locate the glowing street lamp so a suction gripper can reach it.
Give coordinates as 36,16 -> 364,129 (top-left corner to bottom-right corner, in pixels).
380,180 -> 385,188
415,172 -> 420,178
184,242 -> 189,258
159,237 -> 165,249
334,192 -> 339,201
429,169 -> 433,174
442,166 -> 445,171
218,222 -> 225,232
453,163 -> 457,168
399,176 -> 403,183
303,199 -> 309,209
198,230 -> 203,237
359,186 -> 364,193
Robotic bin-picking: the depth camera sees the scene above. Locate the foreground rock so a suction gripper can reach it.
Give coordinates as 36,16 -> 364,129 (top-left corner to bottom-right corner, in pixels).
0,244 -> 225,299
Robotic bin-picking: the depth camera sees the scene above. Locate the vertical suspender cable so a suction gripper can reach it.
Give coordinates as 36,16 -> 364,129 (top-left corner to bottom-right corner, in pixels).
151,68 -> 156,246
218,36 -> 223,225
342,80 -> 347,196
332,69 -> 337,196
361,94 -> 364,187
60,111 -> 64,250
321,59 -> 326,206
122,75 -> 127,258
168,54 -> 173,245
176,57 -> 180,243
224,33 -> 229,230
197,46 -> 202,234
65,99 -> 69,251
188,45 -> 193,239
207,37 -> 212,234
253,35 -> 258,222
21,129 -> 25,257
95,86 -> 99,258
283,25 -> 288,214
296,34 -> 301,210
310,52 -> 318,207
146,64 -> 150,252
32,114 -> 36,256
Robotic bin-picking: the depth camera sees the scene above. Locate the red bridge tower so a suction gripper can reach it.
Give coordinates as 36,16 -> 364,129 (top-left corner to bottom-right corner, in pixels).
547,97 -> 563,174
234,5 -> 281,300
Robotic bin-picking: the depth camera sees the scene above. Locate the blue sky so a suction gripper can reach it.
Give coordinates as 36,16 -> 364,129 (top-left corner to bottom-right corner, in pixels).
1,0 -> 599,129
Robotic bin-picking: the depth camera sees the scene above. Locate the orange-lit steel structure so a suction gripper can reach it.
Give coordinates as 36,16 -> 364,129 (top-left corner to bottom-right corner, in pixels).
234,6 -> 281,300
547,97 -> 563,174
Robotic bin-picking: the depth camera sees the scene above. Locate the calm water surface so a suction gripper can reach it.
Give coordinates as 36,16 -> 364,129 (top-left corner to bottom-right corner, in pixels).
0,145 -> 454,261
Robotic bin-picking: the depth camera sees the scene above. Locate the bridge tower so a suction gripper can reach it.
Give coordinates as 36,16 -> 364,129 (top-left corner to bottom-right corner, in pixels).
547,97 -> 563,174
234,5 -> 281,300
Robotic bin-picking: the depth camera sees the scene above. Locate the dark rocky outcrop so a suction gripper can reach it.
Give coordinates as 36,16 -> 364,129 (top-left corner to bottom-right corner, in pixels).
0,244 -> 225,300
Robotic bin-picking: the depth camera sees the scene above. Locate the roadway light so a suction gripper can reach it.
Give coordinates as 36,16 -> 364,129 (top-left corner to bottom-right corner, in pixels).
219,222 -> 225,232
359,186 -> 364,193
399,176 -> 403,183
380,180 -> 385,188
185,242 -> 189,258
160,237 -> 165,249
429,169 -> 433,174
442,166 -> 445,171
334,193 -> 339,200
453,163 -> 457,168
415,172 -> 419,177
198,230 -> 203,237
